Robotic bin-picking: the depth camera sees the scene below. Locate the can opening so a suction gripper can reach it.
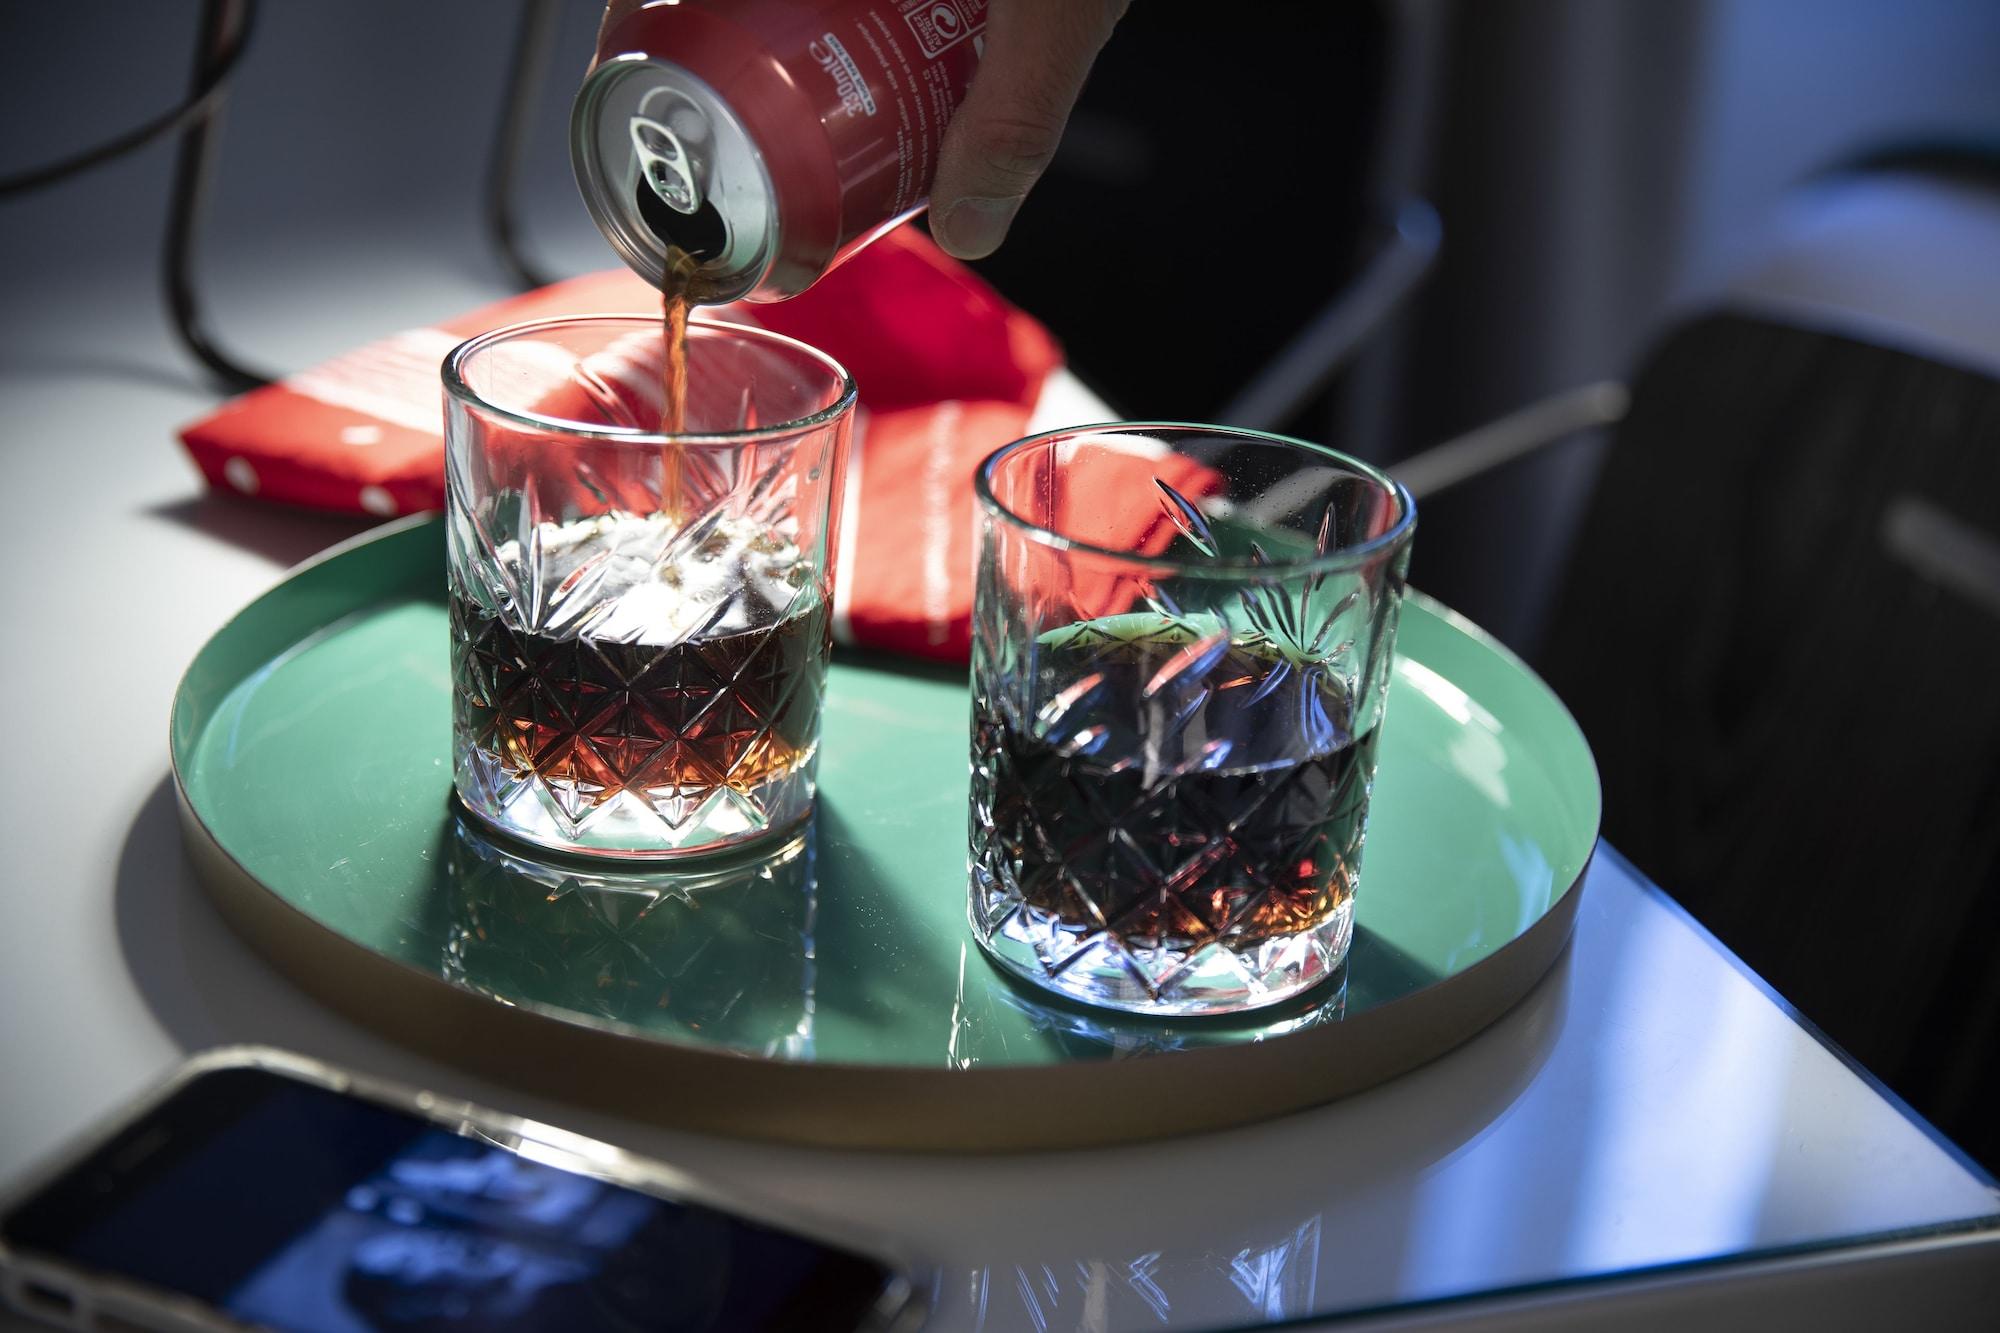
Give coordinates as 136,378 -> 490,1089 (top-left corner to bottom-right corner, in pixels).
636,182 -> 727,263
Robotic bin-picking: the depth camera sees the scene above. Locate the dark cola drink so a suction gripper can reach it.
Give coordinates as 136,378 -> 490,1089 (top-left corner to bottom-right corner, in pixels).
971,627 -> 1378,1014
452,510 -> 830,856
657,246 -> 697,438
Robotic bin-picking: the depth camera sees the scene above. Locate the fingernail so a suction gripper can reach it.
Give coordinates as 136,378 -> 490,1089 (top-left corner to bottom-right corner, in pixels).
938,196 -> 1022,259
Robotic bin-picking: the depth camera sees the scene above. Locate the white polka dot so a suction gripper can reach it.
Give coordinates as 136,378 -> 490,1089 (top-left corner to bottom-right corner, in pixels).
223,457 -> 259,494
359,485 -> 398,516
341,425 -> 384,446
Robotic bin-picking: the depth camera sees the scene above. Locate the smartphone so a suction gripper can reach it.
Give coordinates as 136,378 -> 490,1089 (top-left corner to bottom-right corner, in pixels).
0,1048 -> 923,1333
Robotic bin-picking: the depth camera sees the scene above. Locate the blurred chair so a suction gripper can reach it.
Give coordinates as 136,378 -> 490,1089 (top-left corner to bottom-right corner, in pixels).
1393,156 -> 2000,1170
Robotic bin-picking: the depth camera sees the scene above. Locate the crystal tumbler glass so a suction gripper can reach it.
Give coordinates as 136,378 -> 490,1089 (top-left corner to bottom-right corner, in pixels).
969,424 -> 1415,1015
445,316 -> 854,858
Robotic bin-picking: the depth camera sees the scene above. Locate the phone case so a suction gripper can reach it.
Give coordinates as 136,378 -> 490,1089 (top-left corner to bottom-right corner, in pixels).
0,1045 -> 928,1332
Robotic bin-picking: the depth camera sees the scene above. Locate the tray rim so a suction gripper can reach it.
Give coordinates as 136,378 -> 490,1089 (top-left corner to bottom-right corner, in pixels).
169,515 -> 1600,1152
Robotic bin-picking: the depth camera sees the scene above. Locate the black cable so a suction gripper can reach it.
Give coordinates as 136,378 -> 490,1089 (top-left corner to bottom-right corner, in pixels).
487,0 -> 563,291
0,0 -> 259,197
165,0 -> 274,391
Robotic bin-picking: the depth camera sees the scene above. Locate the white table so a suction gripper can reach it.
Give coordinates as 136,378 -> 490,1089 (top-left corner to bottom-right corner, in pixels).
3,10 -> 1997,1325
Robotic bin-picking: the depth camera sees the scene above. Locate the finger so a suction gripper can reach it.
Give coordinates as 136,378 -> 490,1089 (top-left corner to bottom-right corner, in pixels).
930,0 -> 1127,260
598,0 -> 648,47
594,0 -> 651,69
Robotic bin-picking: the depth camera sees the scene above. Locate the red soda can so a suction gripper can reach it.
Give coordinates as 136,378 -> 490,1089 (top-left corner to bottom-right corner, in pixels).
573,0 -> 988,302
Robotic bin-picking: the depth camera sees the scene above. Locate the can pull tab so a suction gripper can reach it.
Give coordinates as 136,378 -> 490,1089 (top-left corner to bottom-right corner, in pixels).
630,115 -> 700,213
628,112 -> 728,266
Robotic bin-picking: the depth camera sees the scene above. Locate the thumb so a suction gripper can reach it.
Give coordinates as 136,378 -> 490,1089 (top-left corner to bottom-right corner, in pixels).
930,0 -> 1127,260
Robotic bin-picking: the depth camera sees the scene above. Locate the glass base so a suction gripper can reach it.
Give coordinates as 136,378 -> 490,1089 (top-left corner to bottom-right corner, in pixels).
442,816 -> 818,1059
971,866 -> 1355,1017
454,739 -> 816,860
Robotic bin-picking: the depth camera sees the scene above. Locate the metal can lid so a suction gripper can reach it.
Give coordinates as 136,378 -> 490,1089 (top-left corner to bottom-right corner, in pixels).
571,54 -> 776,303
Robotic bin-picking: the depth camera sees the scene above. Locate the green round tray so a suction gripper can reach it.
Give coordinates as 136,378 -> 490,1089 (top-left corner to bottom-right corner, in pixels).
171,516 -> 1599,1151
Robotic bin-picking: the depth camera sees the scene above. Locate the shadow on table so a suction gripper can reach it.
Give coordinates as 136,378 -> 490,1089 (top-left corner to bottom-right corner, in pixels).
113,778 -> 441,1082
146,493 -> 382,569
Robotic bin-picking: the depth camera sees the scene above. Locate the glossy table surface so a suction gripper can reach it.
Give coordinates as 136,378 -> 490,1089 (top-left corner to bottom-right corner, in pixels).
2,16 -> 1997,1322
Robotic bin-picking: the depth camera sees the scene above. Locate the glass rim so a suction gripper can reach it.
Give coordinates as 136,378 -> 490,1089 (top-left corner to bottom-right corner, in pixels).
441,313 -> 858,446
974,422 -> 1417,577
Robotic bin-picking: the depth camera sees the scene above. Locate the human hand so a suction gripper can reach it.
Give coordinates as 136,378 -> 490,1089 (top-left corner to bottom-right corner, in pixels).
596,0 -> 1128,260
930,0 -> 1129,259
597,0 -> 646,54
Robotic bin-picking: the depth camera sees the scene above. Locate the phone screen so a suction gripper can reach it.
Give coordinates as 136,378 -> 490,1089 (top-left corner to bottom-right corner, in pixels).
3,1067 -> 899,1332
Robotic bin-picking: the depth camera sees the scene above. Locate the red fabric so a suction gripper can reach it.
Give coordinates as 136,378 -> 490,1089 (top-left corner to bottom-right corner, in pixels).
176,224 -> 1081,661
839,401 -> 1033,657
179,268 -> 664,516
1044,447 -> 1230,624
748,225 -> 1057,412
